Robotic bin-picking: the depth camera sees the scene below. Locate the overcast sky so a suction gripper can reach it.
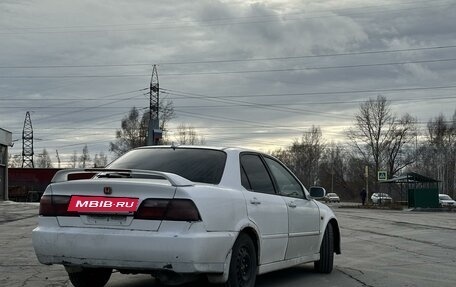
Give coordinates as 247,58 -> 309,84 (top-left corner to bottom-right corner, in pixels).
1,0 -> 456,166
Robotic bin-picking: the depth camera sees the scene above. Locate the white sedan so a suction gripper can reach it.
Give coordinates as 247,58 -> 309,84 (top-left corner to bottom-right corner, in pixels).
324,193 -> 341,203
439,194 -> 455,207
371,192 -> 393,204
32,146 -> 341,287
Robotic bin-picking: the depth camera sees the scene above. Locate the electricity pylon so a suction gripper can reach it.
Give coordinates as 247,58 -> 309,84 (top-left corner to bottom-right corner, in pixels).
147,65 -> 162,145
22,111 -> 34,168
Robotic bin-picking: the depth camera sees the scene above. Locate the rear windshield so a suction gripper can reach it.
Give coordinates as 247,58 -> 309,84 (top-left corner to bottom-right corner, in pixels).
439,195 -> 451,200
107,148 -> 226,184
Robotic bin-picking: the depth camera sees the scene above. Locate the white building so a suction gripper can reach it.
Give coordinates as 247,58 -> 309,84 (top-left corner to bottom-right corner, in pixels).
0,128 -> 12,200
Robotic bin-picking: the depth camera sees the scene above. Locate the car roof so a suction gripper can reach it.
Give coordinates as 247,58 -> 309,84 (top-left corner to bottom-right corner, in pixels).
136,145 -> 225,151
134,145 -> 270,156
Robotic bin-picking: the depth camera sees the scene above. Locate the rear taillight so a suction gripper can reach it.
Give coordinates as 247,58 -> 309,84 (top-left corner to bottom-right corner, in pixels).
39,195 -> 79,217
135,199 -> 201,221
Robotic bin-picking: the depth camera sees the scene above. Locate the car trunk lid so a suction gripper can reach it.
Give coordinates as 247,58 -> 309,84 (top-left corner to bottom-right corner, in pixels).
46,175 -> 181,231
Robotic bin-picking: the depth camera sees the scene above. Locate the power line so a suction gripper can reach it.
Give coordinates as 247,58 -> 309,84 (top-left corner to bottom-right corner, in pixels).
0,1 -> 451,35
2,44 -> 456,69
166,90 -> 353,120
160,58 -> 456,76
3,86 -> 454,141
162,84 -> 456,99
9,116 -> 452,152
3,57 -> 455,79
5,121 -> 447,133
170,95 -> 456,107
0,88 -> 147,101
3,93 -> 456,109
3,0 -> 443,31
31,88 -> 147,123
0,96 -> 145,101
5,86 -> 455,151
2,84 -> 456,103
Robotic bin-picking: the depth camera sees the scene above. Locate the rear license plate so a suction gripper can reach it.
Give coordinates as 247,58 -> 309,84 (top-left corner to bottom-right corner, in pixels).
86,215 -> 128,225
68,196 -> 139,213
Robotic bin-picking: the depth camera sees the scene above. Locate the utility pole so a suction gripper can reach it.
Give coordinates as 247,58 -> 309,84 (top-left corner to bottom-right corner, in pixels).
55,150 -> 61,168
147,65 -> 162,145
365,165 -> 369,203
22,111 -> 34,168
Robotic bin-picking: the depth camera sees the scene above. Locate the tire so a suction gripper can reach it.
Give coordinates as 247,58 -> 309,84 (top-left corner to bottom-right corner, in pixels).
68,267 -> 112,287
314,224 -> 334,273
225,233 -> 257,287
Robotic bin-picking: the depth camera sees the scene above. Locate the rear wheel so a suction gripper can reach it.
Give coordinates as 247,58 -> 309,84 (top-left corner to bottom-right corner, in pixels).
225,233 -> 257,287
67,267 -> 112,287
314,224 -> 334,273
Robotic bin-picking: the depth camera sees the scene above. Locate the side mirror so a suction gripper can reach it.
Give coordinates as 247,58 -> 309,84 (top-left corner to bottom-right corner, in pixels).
309,186 -> 326,200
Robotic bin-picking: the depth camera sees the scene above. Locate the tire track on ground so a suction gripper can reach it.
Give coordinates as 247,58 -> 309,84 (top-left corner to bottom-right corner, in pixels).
337,212 -> 456,231
341,225 -> 456,251
0,214 -> 37,225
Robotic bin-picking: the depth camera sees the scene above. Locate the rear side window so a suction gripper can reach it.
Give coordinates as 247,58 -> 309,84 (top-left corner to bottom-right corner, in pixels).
240,154 -> 275,194
108,148 -> 226,184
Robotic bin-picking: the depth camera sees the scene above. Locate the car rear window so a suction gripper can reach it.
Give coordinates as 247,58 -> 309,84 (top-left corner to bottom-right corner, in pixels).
108,148 -> 227,184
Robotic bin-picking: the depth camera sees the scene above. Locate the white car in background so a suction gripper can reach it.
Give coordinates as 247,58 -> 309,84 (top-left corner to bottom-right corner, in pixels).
324,193 -> 341,203
439,194 -> 455,207
32,146 -> 341,287
371,193 -> 393,204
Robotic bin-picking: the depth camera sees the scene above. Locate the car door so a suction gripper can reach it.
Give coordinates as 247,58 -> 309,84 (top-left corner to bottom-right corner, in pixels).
240,153 -> 289,264
263,156 -> 321,259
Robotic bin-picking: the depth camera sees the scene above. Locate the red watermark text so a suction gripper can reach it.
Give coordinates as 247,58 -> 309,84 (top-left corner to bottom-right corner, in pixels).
68,196 -> 139,213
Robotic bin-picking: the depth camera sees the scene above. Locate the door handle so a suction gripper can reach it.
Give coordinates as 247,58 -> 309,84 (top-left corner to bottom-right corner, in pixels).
288,202 -> 297,208
250,198 -> 261,205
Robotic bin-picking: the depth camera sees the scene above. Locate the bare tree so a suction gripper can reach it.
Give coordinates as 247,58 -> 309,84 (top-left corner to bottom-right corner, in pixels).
346,96 -> 416,194
110,107 -> 146,157
110,101 -> 175,157
346,96 -> 394,179
70,151 -> 78,168
273,126 -> 325,187
416,112 -> 456,196
8,154 -> 23,168
159,99 -> 176,133
93,152 -> 108,168
36,149 -> 53,168
174,124 -> 206,145
79,145 -> 91,168
319,143 -> 349,194
384,113 -> 417,177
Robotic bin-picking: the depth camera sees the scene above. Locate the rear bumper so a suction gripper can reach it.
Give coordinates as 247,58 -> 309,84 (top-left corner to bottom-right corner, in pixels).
32,218 -> 237,274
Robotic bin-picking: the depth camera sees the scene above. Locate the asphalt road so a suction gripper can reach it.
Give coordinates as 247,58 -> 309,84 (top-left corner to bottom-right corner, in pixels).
1,201 -> 455,287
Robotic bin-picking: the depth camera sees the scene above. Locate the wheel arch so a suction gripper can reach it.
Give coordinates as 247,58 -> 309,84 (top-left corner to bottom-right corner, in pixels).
207,225 -> 260,284
238,227 -> 260,265
328,218 -> 341,255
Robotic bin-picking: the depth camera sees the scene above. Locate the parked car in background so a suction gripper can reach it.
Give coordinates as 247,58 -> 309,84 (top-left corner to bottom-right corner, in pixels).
32,146 -> 341,287
371,193 -> 392,204
324,193 -> 340,203
439,194 -> 455,207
